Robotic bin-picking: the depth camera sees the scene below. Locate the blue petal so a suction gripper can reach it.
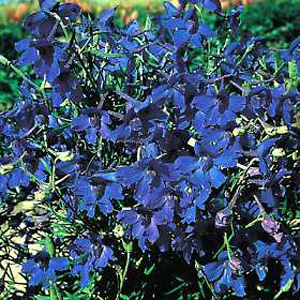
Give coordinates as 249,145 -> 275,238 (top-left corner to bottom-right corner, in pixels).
80,266 -> 91,287
95,246 -> 114,269
58,3 -> 80,21
135,172 -> 151,199
261,188 -> 275,207
39,0 -> 56,11
208,167 -> 226,189
29,268 -> 45,286
8,168 -> 30,189
74,238 -> 92,253
229,96 -> 246,112
132,222 -> 145,238
205,261 -> 224,281
153,204 -> 173,225
21,258 -> 35,274
71,116 -> 90,132
182,205 -> 196,224
146,218 -> 159,243
98,197 -> 114,215
173,30 -> 189,48
194,111 -> 206,132
105,182 -> 124,200
116,165 -> 144,186
86,127 -> 97,145
195,195 -> 207,210
174,156 -> 200,173
49,257 -> 69,271
231,276 -> 246,297
173,90 -> 186,113
202,0 -> 222,13
257,138 -> 280,157
18,47 -> 39,67
143,182 -> 165,209
214,150 -> 240,168
192,95 -> 214,112
15,38 -> 31,52
255,263 -> 266,281
117,210 -> 138,224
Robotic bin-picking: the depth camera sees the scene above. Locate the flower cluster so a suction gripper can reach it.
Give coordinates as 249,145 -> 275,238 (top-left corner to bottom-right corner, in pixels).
0,0 -> 299,298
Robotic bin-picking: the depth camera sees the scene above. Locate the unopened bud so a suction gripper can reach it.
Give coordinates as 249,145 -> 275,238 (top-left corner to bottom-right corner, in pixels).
233,127 -> 245,136
272,148 -> 285,157
55,151 -> 74,162
229,257 -> 242,273
113,224 -> 124,239
0,163 -> 14,175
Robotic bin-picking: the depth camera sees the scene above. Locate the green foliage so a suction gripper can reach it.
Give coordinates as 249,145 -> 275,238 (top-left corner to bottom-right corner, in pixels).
0,69 -> 18,110
240,0 -> 300,48
2,0 -> 300,111
0,23 -> 24,110
0,23 -> 23,60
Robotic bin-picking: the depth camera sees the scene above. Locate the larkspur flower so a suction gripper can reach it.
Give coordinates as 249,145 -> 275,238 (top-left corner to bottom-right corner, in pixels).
70,237 -> 115,287
22,250 -> 68,288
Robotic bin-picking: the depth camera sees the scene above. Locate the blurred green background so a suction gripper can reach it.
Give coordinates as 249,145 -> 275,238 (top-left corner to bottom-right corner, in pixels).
1,0 -> 300,111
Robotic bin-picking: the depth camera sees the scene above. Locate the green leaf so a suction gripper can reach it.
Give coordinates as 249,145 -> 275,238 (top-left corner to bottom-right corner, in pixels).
45,236 -> 55,257
163,282 -> 187,296
89,49 -> 122,59
122,240 -> 133,253
144,263 -> 156,275
274,277 -> 294,299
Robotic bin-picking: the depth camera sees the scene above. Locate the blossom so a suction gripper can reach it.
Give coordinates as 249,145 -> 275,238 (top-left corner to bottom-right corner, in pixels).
22,250 -> 69,288
205,252 -> 246,297
70,237 -> 115,287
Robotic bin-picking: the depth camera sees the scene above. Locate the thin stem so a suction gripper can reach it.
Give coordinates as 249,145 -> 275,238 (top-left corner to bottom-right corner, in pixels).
115,243 -> 132,300
0,54 -> 37,88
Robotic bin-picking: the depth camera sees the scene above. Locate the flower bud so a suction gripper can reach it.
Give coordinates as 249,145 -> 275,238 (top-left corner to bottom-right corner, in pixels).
0,163 -> 14,175
272,148 -> 285,157
113,224 -> 124,239
55,151 -> 74,162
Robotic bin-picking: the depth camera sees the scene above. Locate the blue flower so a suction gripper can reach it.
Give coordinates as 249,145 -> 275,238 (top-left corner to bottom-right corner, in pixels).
205,252 -> 246,297
257,137 -> 280,175
255,240 -> 296,290
22,250 -> 68,288
70,237 -> 115,287
193,90 -> 246,126
71,115 -> 91,132
117,195 -> 175,251
8,167 -> 30,189
90,171 -> 124,215
0,175 -> 8,203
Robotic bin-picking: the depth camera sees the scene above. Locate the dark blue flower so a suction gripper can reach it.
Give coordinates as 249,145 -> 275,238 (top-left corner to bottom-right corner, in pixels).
22,250 -> 68,288
70,237 -> 115,287
257,137 -> 280,175
117,195 -> 175,251
15,39 -> 65,84
193,91 -> 246,127
71,178 -> 97,217
255,240 -> 296,290
71,116 -> 90,132
8,167 -> 30,189
0,175 -> 8,203
205,252 -> 246,297
39,0 -> 56,12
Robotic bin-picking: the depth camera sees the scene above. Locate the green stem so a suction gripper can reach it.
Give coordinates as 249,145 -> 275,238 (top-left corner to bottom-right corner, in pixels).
0,54 -> 37,88
224,232 -> 232,259
51,157 -> 58,192
50,286 -> 58,300
115,243 -> 132,300
245,214 -> 263,229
